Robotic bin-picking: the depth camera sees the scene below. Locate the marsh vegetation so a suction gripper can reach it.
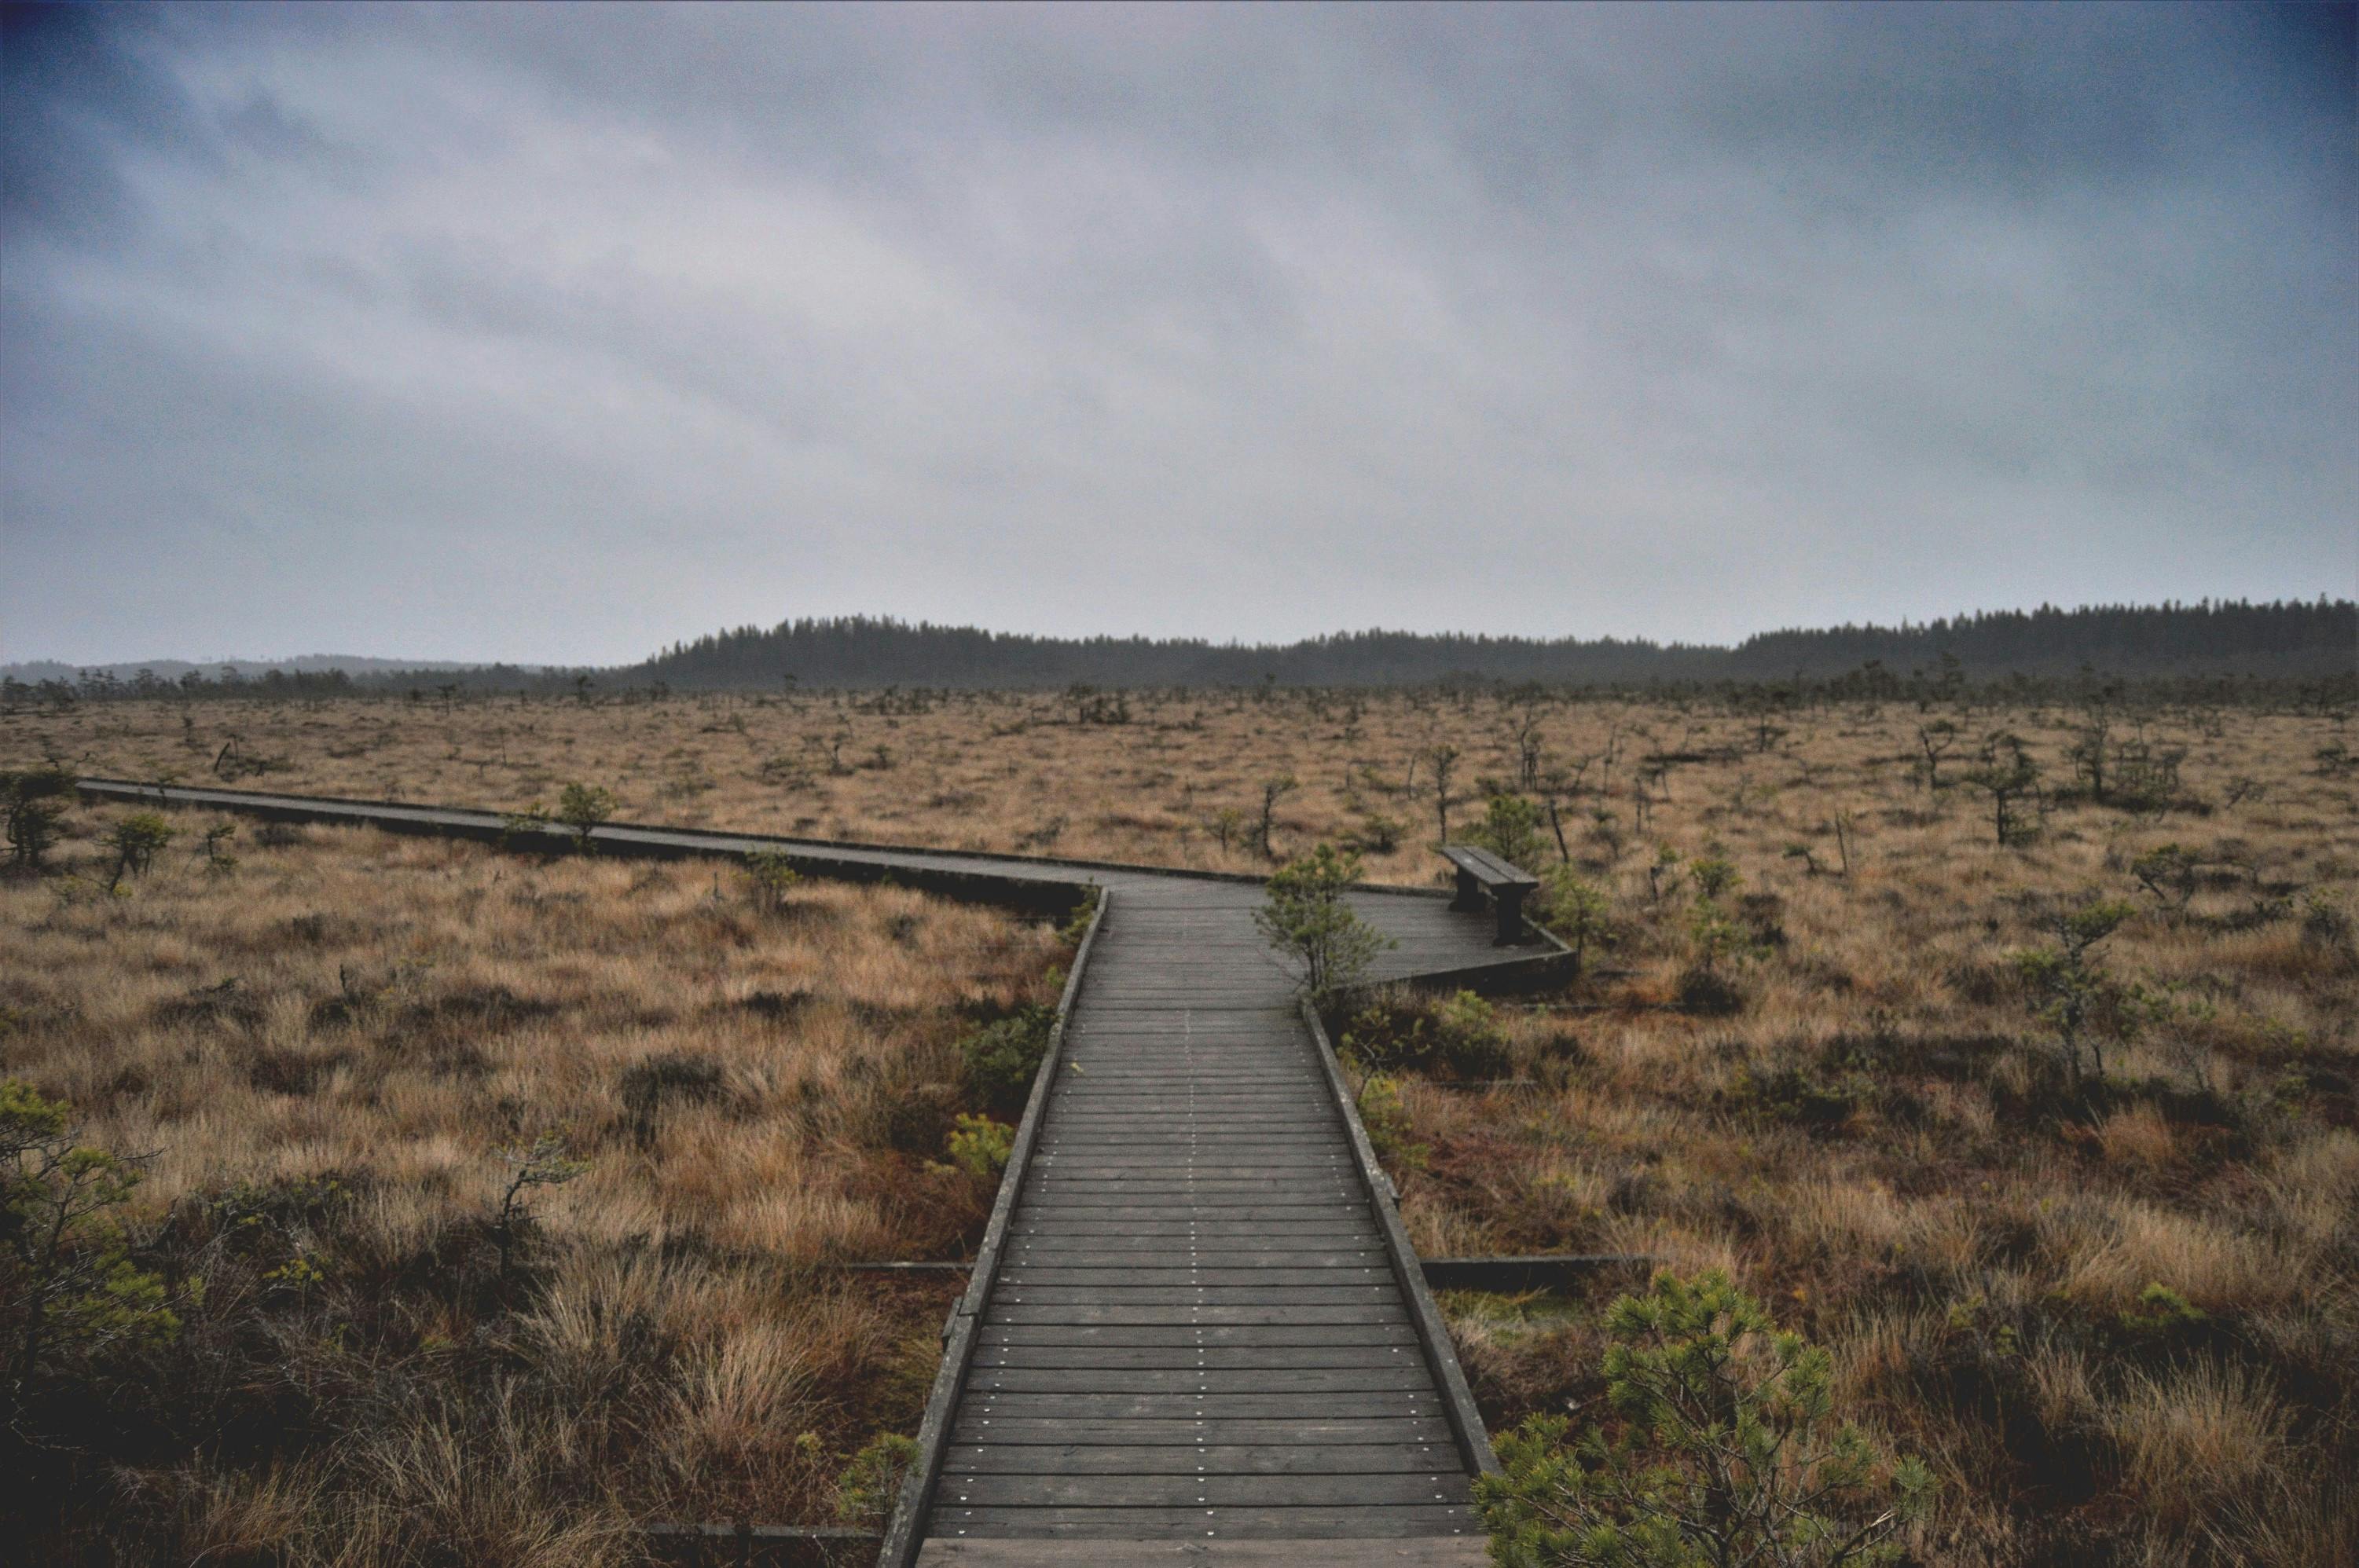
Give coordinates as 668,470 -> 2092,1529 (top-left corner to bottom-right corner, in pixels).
4,678 -> 2353,1563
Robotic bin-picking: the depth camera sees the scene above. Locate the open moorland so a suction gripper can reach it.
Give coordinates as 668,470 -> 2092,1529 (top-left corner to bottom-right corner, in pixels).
6,683 -> 2357,1565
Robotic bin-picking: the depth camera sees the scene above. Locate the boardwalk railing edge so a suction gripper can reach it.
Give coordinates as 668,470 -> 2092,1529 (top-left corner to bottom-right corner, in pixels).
1300,996 -> 1503,1482
874,887 -> 1112,1568
73,777 -> 1458,900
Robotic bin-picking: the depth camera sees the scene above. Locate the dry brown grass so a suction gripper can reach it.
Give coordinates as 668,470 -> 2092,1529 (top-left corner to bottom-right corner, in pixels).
0,799 -> 1062,1561
6,687 -> 2356,1563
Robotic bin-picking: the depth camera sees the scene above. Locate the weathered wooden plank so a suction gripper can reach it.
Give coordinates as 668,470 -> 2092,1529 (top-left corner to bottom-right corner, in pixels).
925,1504 -> 1477,1537
961,1368 -> 1434,1394
945,1418 -> 1461,1446
937,1473 -> 1473,1508
971,1345 -> 1419,1371
998,1269 -> 1396,1288
977,1323 -> 1419,1348
988,1288 -> 1399,1307
914,1541 -> 1491,1567
958,1393 -> 1433,1420
941,1443 -> 1459,1475
985,1291 -> 1406,1320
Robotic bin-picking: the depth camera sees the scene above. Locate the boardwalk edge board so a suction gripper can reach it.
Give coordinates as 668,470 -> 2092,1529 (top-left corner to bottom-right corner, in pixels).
1299,998 -> 1501,1482
79,777 -> 1443,903
875,888 -> 1113,1568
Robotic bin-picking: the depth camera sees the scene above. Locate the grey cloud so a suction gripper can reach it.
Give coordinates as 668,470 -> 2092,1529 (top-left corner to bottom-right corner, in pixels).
2,2 -> 2350,665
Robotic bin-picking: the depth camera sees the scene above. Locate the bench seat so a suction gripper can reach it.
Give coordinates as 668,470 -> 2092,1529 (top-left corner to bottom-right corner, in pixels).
1438,844 -> 1541,945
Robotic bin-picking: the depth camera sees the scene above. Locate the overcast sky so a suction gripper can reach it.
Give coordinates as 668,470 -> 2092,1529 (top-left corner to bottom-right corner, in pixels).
4,3 -> 2352,666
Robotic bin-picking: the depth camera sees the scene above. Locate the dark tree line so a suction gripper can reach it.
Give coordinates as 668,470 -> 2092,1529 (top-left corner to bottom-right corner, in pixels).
635,599 -> 2353,691
9,599 -> 2348,709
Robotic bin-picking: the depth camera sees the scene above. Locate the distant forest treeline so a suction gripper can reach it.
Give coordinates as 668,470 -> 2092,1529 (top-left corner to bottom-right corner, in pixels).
7,599 -> 2350,708
639,599 -> 2355,690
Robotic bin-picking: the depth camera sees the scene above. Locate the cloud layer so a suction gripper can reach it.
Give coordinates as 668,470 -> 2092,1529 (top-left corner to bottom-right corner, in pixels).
4,2 -> 2352,664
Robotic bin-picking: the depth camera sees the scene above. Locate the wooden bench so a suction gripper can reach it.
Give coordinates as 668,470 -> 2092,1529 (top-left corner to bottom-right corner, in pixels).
1440,843 -> 1541,945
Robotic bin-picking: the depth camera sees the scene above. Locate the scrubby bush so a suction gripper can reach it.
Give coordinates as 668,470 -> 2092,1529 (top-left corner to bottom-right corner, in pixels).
1963,732 -> 2043,846
1540,865 -> 1616,972
1356,1072 -> 1427,1174
945,1112 -> 1014,1183
1255,842 -> 1395,1006
2,1081 -> 179,1398
490,1133 -> 587,1279
2,766 -> 74,869
102,811 -> 175,892
1341,990 -> 1511,1082
2012,899 -> 2140,1094
1477,1270 -> 1932,1567
836,1431 -> 918,1526
1468,793 -> 1548,871
555,782 -> 617,851
959,1004 -> 1055,1115
744,848 -> 802,917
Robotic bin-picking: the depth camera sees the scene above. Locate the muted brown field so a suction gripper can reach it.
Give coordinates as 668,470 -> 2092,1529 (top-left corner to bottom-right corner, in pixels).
6,687 -> 2356,1564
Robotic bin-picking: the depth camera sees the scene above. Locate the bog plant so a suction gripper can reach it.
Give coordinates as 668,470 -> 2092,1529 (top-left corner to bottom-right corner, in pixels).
959,1003 -> 1055,1115
1540,866 -> 1615,972
103,811 -> 175,892
1255,842 -> 1395,1006
1341,990 -> 1510,1081
743,848 -> 802,917
1477,1269 -> 1932,1567
555,782 -> 618,852
1963,731 -> 2043,847
945,1112 -> 1014,1183
2,765 -> 75,869
2,1080 -> 179,1398
836,1431 -> 919,1526
1356,1072 -> 1427,1174
489,1132 -> 588,1279
2012,898 -> 2140,1094
1468,793 -> 1548,871
1678,843 -> 1757,1015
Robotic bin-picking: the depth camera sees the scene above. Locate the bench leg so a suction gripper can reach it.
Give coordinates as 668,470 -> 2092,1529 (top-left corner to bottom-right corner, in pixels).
1495,887 -> 1526,945
1450,867 -> 1484,913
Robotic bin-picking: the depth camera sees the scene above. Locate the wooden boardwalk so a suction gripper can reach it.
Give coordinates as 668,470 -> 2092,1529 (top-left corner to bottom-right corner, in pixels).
76,782 -> 1562,1566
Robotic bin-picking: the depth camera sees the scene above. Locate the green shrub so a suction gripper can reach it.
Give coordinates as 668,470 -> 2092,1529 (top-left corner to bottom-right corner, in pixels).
946,1112 -> 1014,1183
1433,991 -> 1511,1079
959,1004 -> 1055,1114
1539,865 -> 1616,971
103,811 -> 175,892
1356,1072 -> 1427,1174
2,765 -> 74,868
1477,1269 -> 1932,1566
1254,842 -> 1395,1006
1058,887 -> 1101,947
836,1431 -> 919,1526
743,848 -> 802,917
2,1080 -> 180,1397
1467,793 -> 1548,871
554,782 -> 617,851
2118,1282 -> 2207,1340
1341,991 -> 1506,1082
1688,841 -> 1742,900
2012,899 -> 2140,1093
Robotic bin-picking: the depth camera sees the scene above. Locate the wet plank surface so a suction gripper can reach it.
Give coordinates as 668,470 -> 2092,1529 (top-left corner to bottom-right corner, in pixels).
927,885 -> 1491,1552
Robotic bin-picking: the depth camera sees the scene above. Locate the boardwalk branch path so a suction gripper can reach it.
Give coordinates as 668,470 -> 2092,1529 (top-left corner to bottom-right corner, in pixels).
75,781 -> 1567,1566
